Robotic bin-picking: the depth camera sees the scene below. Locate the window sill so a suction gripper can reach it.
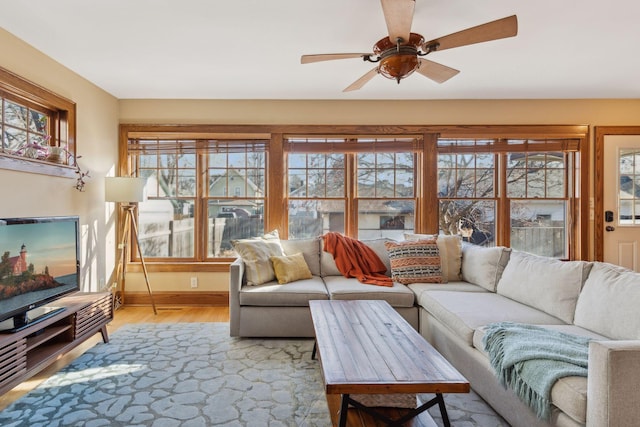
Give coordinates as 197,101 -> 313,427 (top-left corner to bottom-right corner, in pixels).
0,153 -> 76,178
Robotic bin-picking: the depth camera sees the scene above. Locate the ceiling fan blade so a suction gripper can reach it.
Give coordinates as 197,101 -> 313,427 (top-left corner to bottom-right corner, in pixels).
415,59 -> 460,83
301,53 -> 371,64
422,15 -> 518,52
343,67 -> 379,92
380,0 -> 415,44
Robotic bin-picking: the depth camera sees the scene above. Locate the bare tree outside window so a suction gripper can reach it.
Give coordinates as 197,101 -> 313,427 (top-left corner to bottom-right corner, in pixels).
437,141 -> 570,257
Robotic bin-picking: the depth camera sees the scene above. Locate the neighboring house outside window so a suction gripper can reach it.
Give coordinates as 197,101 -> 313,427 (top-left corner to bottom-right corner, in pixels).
127,137 -> 266,261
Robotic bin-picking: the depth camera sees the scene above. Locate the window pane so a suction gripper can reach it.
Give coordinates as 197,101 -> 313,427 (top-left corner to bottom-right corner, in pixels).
208,169 -> 227,196
138,199 -> 195,258
357,152 -> 414,198
507,153 -> 565,198
618,149 -> 640,225
288,153 -> 345,199
288,199 -> 345,239
3,127 -> 27,152
438,199 -> 496,246
139,170 -> 158,197
511,200 -> 566,258
28,110 -> 47,133
288,170 -> 307,197
205,146 -> 266,258
177,170 -> 196,197
228,152 -> 246,167
438,154 -> 494,198
4,100 -> 27,129
208,200 -> 264,257
358,199 -> 415,240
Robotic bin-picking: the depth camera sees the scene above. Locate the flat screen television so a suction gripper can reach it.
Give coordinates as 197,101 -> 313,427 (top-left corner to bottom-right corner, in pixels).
0,216 -> 80,332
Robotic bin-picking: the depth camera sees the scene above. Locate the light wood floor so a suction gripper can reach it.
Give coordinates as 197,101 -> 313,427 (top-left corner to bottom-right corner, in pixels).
0,305 -> 230,412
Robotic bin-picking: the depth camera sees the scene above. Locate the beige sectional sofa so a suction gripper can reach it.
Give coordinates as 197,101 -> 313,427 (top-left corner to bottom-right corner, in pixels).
229,237 -> 419,337
228,235 -> 640,427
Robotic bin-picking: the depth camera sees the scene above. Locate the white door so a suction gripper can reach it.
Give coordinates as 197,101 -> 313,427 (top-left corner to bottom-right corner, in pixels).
603,135 -> 640,270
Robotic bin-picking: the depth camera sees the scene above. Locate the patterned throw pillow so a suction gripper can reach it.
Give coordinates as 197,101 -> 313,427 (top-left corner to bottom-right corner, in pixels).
231,230 -> 284,285
403,233 -> 462,282
270,252 -> 313,284
384,239 -> 443,284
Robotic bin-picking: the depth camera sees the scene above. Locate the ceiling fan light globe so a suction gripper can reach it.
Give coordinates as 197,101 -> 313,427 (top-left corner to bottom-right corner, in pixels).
378,55 -> 419,80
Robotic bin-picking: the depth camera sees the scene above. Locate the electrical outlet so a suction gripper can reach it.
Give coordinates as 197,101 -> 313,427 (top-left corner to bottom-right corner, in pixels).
190,277 -> 198,288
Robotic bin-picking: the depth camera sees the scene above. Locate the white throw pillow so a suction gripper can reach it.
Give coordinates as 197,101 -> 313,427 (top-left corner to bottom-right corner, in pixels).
281,237 -> 321,276
574,262 -> 640,339
461,243 -> 511,292
404,233 -> 462,282
231,230 -> 284,285
496,251 -> 592,324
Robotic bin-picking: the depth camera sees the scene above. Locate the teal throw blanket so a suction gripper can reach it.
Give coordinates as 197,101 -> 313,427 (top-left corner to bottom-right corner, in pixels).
482,322 -> 591,420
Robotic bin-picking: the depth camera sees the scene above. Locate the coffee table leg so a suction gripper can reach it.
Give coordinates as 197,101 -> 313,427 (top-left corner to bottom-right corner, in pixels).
338,394 -> 349,427
311,341 -> 317,360
436,393 -> 451,427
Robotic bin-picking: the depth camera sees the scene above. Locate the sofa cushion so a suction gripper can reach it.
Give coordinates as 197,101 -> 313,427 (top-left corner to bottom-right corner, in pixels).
231,230 -> 284,285
404,233 -> 462,282
281,237 -> 321,276
320,237 -> 392,277
418,291 -> 565,345
385,239 -> 443,284
461,243 -> 511,292
407,281 -> 488,302
323,276 -> 415,307
238,276 -> 328,306
574,262 -> 640,339
496,251 -> 593,324
270,252 -> 313,284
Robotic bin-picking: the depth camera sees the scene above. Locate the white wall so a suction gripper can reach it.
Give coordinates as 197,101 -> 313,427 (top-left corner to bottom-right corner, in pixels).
0,29 -> 119,292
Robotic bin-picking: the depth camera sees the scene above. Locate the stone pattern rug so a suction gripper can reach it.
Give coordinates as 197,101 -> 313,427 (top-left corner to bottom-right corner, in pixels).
0,323 -> 509,426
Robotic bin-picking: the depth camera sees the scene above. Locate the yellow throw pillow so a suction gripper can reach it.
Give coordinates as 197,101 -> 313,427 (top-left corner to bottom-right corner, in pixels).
270,252 -> 313,284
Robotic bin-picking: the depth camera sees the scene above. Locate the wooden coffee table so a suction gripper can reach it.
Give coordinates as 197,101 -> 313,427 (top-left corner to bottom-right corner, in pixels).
309,300 -> 469,427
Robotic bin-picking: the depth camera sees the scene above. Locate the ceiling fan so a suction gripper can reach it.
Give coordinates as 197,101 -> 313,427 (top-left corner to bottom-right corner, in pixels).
301,0 -> 518,92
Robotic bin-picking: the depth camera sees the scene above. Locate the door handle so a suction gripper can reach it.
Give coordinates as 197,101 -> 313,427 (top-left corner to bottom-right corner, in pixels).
606,225 -> 615,232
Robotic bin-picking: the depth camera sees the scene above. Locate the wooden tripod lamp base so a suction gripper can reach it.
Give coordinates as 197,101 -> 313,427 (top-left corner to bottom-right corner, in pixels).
106,177 -> 157,315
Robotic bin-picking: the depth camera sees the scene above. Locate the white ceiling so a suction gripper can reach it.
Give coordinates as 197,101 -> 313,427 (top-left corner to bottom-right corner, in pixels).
1,0 -> 639,100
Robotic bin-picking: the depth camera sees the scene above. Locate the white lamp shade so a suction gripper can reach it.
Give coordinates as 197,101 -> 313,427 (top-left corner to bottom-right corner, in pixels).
105,177 -> 147,203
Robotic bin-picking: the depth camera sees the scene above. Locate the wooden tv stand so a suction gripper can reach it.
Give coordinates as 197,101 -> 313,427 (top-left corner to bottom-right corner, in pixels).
0,292 -> 113,396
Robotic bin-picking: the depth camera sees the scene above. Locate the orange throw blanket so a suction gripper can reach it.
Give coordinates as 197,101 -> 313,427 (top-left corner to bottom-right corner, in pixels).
322,232 -> 393,287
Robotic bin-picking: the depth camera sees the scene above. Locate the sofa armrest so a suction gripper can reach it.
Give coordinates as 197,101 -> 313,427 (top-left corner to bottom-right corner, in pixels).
229,257 -> 245,337
587,340 -> 640,427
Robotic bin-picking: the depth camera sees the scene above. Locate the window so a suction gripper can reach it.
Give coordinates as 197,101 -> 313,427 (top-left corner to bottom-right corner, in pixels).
286,137 -> 418,241
0,66 -> 76,175
437,138 -> 580,258
618,149 -> 640,224
1,98 -> 50,155
127,137 -> 267,261
121,124 -> 588,268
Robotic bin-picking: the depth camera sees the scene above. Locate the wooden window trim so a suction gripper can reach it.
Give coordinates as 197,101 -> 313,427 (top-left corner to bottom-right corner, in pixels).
0,66 -> 77,178
120,123 -> 589,268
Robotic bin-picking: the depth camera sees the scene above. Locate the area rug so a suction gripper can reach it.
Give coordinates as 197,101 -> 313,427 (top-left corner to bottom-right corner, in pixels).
0,323 -> 509,426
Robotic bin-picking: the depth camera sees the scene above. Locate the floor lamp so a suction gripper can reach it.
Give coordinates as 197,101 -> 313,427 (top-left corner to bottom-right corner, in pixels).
106,177 -> 157,315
